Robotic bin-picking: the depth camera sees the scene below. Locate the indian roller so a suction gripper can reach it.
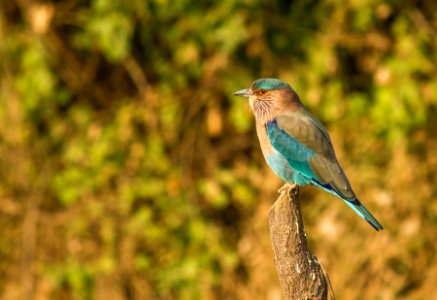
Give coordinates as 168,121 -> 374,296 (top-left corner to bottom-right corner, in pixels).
234,78 -> 383,231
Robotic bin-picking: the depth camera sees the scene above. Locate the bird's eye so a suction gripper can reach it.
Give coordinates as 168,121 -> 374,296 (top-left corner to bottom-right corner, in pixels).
259,89 -> 267,94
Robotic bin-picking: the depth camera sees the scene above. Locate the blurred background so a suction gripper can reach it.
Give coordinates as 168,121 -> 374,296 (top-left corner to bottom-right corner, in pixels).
0,0 -> 436,299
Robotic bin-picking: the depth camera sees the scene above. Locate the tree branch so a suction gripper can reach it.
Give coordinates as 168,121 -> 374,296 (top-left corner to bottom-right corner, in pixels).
268,184 -> 334,300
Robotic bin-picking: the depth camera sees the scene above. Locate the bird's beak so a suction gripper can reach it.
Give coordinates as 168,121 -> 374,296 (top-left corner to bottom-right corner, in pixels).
233,88 -> 251,98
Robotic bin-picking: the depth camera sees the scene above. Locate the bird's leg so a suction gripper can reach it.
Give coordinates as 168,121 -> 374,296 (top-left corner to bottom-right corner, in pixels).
277,183 -> 300,197
289,183 -> 299,199
277,183 -> 292,194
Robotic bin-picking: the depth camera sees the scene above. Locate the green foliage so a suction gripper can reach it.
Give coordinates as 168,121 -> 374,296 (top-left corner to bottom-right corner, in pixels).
0,0 -> 437,299
79,0 -> 134,62
46,262 -> 95,300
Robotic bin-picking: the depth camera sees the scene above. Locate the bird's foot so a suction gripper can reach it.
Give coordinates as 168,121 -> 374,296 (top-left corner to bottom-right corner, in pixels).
289,183 -> 299,198
277,184 -> 291,194
277,183 -> 299,197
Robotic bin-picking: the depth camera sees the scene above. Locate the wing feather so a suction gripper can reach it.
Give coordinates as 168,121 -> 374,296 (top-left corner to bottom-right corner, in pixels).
266,111 -> 382,230
271,112 -> 355,200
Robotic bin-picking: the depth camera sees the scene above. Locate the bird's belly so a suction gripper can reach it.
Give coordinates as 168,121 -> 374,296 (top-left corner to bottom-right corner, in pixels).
265,151 -> 311,186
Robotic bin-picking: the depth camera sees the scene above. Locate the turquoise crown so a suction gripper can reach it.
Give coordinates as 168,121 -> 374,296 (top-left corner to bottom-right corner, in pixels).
251,78 -> 290,90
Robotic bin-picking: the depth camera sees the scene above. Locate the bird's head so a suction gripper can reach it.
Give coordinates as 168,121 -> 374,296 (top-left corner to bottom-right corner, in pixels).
234,78 -> 301,121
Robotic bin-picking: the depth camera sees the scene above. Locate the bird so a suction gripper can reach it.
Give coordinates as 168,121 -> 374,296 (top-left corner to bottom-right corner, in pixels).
234,78 -> 383,231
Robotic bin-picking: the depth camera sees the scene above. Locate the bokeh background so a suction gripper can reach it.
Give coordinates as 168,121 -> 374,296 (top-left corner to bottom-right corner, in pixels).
1,1 -> 436,299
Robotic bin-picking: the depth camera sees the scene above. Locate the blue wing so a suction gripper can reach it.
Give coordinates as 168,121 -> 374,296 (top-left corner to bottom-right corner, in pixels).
266,116 -> 351,197
266,119 -> 317,181
266,117 -> 383,231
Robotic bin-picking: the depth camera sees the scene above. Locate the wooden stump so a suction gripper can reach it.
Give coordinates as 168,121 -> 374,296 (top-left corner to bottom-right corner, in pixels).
268,184 -> 334,300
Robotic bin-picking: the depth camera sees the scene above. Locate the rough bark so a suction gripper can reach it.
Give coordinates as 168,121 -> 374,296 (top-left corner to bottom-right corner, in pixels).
268,184 -> 334,300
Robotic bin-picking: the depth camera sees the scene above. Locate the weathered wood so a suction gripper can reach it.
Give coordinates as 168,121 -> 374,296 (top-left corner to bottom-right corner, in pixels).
268,184 -> 334,300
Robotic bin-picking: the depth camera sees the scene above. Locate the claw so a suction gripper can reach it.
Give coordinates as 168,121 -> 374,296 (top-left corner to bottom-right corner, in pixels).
277,183 -> 291,194
289,183 -> 299,198
277,183 -> 299,197
289,183 -> 298,191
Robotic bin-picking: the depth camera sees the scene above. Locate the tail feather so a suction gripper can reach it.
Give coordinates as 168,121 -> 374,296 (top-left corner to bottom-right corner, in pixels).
344,199 -> 383,231
311,179 -> 383,231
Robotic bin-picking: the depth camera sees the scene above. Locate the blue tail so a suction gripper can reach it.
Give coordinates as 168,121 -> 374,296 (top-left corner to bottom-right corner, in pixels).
343,199 -> 383,231
312,180 -> 383,231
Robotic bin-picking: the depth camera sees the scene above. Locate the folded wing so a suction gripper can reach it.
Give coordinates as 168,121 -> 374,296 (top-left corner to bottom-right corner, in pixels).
266,112 -> 354,200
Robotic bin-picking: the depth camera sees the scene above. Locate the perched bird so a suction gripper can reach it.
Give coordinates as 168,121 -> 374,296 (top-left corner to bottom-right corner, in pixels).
234,78 -> 383,231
